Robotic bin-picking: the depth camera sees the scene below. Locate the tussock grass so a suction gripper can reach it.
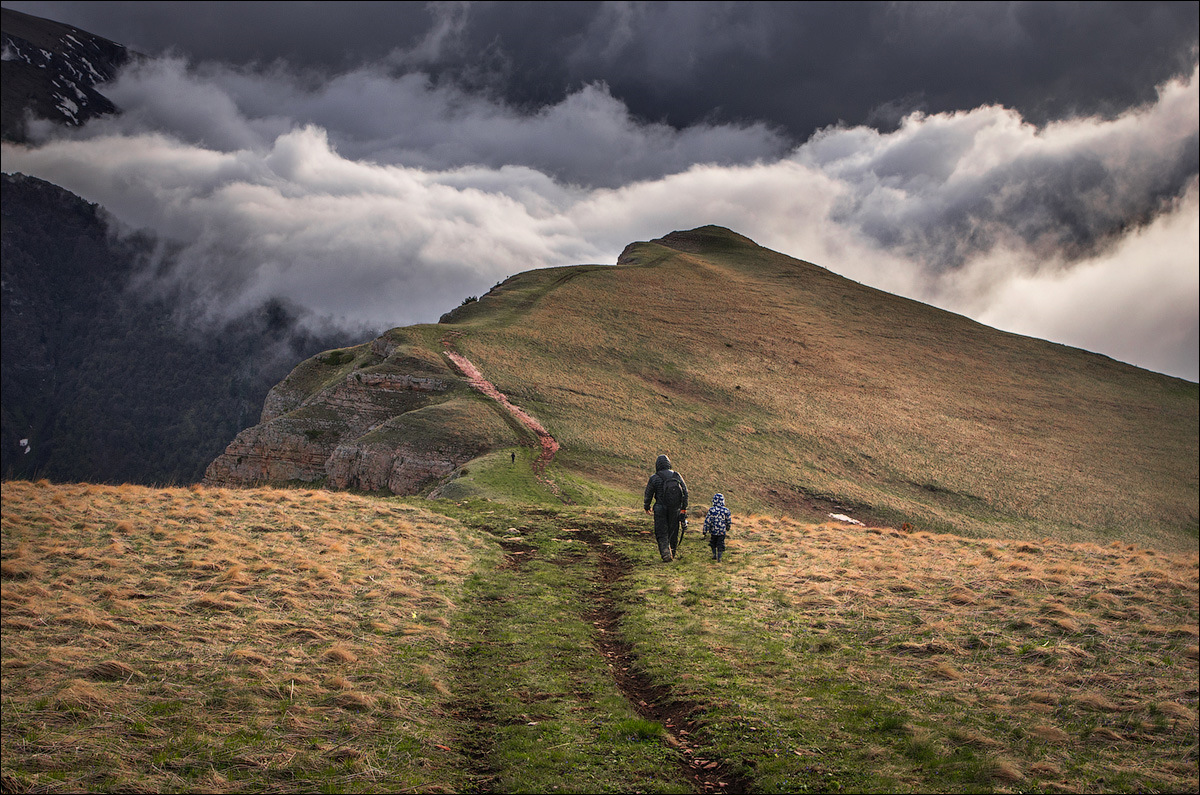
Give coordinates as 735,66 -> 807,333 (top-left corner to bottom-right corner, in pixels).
1,480 -> 488,793
614,510 -> 1199,793
5,479 -> 1196,793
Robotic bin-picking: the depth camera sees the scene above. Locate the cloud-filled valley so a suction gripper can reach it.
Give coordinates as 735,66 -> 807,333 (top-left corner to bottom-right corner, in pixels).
2,2 -> 1196,380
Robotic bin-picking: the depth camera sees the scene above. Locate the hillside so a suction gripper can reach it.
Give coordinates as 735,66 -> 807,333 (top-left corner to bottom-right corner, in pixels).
0,173 -> 359,485
2,481 -> 1196,793
1,11 -> 366,486
209,226 -> 1199,553
0,7 -> 128,141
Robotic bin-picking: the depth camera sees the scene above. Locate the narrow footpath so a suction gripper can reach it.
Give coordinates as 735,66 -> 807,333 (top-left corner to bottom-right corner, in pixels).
576,521 -> 751,794
434,340 -> 749,791
445,505 -> 749,793
442,336 -> 563,497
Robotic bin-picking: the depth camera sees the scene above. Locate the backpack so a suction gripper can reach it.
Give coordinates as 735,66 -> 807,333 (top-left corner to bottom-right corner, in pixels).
661,472 -> 684,512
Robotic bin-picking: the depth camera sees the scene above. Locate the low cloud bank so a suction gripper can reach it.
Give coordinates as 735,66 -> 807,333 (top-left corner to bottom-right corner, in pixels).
3,57 -> 1196,380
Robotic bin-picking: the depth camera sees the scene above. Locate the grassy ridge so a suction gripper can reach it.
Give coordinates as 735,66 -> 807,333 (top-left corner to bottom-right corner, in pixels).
437,226 -> 1198,552
3,481 -> 1196,792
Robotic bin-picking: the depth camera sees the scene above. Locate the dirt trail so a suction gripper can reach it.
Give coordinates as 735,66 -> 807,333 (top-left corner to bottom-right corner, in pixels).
441,337 -> 563,497
438,338 -> 745,789
576,525 -> 750,794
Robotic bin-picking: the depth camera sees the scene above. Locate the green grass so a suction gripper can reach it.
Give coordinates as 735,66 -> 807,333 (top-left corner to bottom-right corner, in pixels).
3,482 -> 1198,792
437,227 -> 1197,552
72,223 -> 1194,795
432,500 -> 689,793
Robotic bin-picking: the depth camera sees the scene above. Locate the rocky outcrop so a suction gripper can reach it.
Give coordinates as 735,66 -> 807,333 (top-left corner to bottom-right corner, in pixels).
324,399 -> 509,493
204,332 -> 517,494
202,417 -> 335,487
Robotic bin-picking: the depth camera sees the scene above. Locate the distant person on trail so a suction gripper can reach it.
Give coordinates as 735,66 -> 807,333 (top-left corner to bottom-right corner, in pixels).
644,454 -> 689,562
702,493 -> 731,562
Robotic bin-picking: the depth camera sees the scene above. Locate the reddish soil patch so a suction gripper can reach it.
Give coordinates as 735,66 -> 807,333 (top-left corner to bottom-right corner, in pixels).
442,342 -> 565,499
497,539 -> 536,570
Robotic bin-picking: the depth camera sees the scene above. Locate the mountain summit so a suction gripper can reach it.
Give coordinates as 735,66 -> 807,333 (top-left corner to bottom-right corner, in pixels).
206,226 -> 1198,551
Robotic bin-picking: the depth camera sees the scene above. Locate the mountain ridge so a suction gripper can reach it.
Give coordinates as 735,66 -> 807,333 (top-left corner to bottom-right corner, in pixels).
207,225 -> 1199,553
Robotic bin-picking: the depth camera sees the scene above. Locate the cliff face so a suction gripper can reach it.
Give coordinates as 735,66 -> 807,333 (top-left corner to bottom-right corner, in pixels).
203,330 -> 517,494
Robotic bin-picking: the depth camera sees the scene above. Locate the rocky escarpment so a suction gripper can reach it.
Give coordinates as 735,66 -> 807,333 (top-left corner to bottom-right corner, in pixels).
203,331 -> 517,494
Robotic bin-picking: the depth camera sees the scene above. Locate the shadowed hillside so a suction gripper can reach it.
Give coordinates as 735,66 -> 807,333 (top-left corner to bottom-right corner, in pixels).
1,7 -> 128,141
1,12 -> 366,487
217,226 -> 1196,553
0,174 -> 360,485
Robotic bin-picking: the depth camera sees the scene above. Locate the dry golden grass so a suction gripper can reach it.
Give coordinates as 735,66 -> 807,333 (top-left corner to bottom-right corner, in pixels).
711,514 -> 1199,791
1,480 -> 492,793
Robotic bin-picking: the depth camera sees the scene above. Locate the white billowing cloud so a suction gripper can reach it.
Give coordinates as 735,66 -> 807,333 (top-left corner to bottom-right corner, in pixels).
4,125 -> 600,325
962,180 -> 1199,381
2,57 -> 1197,380
790,66 -> 1200,270
85,57 -> 787,187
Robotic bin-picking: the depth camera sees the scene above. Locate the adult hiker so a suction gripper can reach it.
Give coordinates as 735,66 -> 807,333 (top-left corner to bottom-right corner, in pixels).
643,454 -> 689,562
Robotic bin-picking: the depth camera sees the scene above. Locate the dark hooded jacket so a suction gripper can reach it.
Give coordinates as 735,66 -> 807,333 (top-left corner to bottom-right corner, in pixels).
703,493 -> 731,536
644,454 -> 688,513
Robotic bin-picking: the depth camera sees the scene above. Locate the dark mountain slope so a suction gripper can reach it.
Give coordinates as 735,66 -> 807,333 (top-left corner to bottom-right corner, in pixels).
1,172 -> 356,484
1,7 -> 128,141
1,11 -> 364,485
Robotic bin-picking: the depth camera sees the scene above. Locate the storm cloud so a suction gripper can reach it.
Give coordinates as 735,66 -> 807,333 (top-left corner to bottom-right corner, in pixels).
9,1 -> 1198,136
2,1 -> 1197,380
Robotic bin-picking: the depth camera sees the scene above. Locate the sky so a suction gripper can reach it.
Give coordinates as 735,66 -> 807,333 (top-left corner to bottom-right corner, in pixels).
2,1 -> 1198,381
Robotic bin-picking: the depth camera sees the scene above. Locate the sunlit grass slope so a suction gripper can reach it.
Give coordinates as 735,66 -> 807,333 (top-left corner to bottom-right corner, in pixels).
0,479 -> 489,793
3,484 -> 1196,792
440,226 -> 1198,552
614,512 -> 1199,793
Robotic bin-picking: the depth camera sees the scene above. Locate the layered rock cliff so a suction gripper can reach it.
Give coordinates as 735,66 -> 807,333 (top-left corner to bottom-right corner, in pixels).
203,330 -> 518,494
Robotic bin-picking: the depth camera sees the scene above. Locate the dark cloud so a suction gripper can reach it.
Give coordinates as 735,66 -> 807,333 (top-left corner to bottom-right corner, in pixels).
2,1 -> 1197,381
2,1 -> 434,71
5,1 -> 1197,140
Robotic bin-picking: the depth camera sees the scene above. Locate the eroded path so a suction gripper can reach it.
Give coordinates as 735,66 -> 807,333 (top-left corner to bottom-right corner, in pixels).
441,504 -> 748,793
576,522 -> 751,794
441,337 -> 563,496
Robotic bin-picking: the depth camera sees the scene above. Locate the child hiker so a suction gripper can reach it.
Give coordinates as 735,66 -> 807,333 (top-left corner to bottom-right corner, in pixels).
702,493 -> 731,562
